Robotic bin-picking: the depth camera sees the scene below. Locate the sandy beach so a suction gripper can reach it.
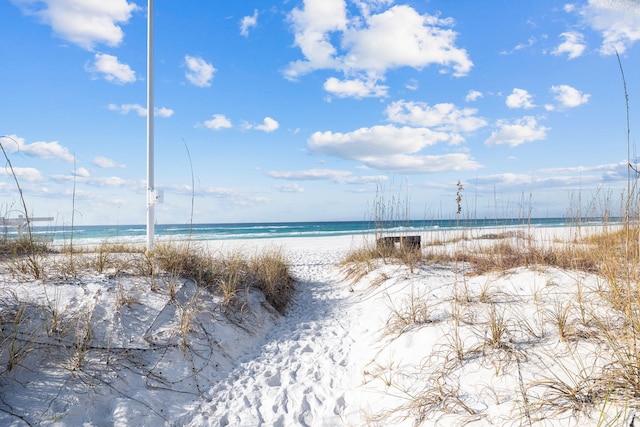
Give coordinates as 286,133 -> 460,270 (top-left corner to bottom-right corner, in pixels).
0,223 -> 637,426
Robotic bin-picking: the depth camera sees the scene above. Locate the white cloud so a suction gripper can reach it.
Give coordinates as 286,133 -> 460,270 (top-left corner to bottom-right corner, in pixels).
0,134 -> 75,162
405,79 -> 419,91
308,125 -> 448,160
323,77 -> 388,98
306,124 -> 480,173
73,167 -> 90,177
240,9 -> 258,37
474,161 -> 628,191
485,116 -> 549,147
341,6 -> 472,76
352,0 -> 394,17
11,0 -> 139,50
363,153 -> 481,174
465,90 -> 483,102
500,36 -> 540,55
88,53 -> 136,84
286,2 -> 472,97
203,114 -> 232,130
287,0 -> 347,78
274,183 -> 305,193
93,156 -> 124,168
506,88 -> 535,109
552,31 -> 586,59
155,107 -> 174,118
550,84 -> 590,108
184,55 -> 216,87
108,104 -> 174,117
0,167 -> 44,182
580,0 -> 640,55
49,171 -> 133,189
108,103 -> 145,116
385,100 -> 487,133
254,117 -> 279,133
268,168 -> 387,184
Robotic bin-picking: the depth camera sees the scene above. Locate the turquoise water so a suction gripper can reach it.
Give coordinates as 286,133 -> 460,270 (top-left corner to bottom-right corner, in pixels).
14,217 -> 609,246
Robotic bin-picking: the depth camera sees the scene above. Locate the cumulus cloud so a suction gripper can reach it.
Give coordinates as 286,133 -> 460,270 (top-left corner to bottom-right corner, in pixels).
0,167 -> 44,182
87,53 -> 135,84
93,156 -> 124,168
323,77 -> 388,98
385,100 -> 487,133
203,114 -> 232,130
286,0 -> 347,77
57,175 -> 129,187
306,99 -> 487,174
267,168 -> 387,184
308,125 -> 448,160
73,167 -> 90,177
340,6 -> 472,75
108,104 -> 174,117
552,31 -> 587,59
465,90 -> 483,102
485,116 -> 549,147
274,183 -> 304,193
363,153 -> 481,174
184,55 -> 216,87
155,107 -> 174,118
240,9 -> 258,37
252,117 -> 279,133
286,2 -> 472,98
580,0 -> 640,55
0,134 -> 75,162
474,161 -> 628,191
506,88 -> 535,109
550,84 -> 591,108
108,103 -> 145,116
11,0 -> 139,50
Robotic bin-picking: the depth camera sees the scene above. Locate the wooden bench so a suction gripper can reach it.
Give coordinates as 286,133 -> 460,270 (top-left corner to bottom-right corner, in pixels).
376,235 -> 421,251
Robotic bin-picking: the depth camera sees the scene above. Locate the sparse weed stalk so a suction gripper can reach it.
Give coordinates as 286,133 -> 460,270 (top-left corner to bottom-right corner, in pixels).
385,286 -> 432,336
3,302 -> 33,372
526,355 -> 607,419
548,300 -> 574,341
43,284 -> 63,335
449,308 -> 465,364
93,243 -> 113,273
115,279 -> 139,310
485,305 -> 510,349
177,290 -> 202,351
478,280 -> 494,303
516,311 -> 547,341
71,308 -> 93,369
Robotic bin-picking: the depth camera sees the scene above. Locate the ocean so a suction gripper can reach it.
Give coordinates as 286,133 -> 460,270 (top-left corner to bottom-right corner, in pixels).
13,217 -> 605,246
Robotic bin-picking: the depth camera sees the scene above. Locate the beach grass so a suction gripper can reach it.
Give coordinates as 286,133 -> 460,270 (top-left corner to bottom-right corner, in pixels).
341,217 -> 640,425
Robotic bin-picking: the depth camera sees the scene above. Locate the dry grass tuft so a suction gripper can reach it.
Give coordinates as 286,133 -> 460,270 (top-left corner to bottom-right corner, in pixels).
153,243 -> 294,314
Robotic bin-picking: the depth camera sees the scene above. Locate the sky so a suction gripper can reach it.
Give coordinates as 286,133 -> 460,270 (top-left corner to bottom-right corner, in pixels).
1,0 -> 639,226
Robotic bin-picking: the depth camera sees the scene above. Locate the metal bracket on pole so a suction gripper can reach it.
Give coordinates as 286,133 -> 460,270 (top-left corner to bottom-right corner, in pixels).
148,189 -> 162,206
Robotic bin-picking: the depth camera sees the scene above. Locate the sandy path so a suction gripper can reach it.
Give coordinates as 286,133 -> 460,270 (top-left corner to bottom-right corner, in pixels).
183,239 -> 365,426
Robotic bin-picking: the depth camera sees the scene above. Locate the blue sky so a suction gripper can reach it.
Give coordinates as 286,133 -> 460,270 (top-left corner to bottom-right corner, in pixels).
1,0 -> 639,226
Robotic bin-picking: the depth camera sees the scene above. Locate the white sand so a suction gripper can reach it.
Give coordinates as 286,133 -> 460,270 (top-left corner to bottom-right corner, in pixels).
0,225 -> 635,426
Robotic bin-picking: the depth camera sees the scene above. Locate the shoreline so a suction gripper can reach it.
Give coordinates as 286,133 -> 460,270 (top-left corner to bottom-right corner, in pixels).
27,217 -> 619,247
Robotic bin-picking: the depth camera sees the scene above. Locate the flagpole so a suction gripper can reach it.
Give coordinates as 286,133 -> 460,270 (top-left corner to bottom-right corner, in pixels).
146,0 -> 155,252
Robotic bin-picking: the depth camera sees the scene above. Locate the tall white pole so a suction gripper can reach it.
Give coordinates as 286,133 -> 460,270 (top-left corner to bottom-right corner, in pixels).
146,0 -> 155,252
